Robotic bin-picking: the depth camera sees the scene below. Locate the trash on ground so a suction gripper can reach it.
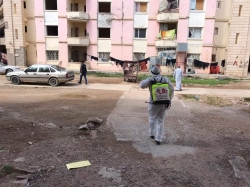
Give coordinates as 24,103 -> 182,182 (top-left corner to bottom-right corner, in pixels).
66,161 -> 91,170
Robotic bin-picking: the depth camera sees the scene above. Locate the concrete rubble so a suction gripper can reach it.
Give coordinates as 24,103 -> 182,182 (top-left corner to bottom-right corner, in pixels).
98,167 -> 122,184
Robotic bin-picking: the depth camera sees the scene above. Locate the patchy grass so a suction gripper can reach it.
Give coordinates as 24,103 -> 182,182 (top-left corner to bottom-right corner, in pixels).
2,165 -> 15,175
244,98 -> 250,102
89,72 -> 123,78
86,72 -> 240,86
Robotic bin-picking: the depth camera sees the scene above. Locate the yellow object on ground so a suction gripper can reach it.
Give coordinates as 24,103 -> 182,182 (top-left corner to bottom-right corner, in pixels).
66,161 -> 91,170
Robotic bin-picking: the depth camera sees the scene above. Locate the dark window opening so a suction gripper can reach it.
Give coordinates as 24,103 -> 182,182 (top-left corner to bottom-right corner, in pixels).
212,54 -> 216,62
99,28 -> 110,38
45,0 -> 57,10
23,1 -> 26,9
25,26 -> 27,33
239,5 -> 242,16
84,5 -> 86,12
99,2 -> 111,13
134,29 -> 146,38
47,26 -> 58,36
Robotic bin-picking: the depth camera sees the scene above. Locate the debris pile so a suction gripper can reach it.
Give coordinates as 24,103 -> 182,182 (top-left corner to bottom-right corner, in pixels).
79,117 -> 104,131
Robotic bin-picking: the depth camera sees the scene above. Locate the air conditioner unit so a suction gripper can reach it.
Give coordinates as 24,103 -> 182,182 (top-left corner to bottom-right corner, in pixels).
186,58 -> 193,66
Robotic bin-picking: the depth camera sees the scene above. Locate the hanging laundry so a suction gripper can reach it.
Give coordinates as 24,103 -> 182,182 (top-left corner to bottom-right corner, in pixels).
202,62 -> 209,70
221,59 -> 225,67
194,59 -> 203,68
161,29 -> 175,40
211,62 -> 218,66
172,59 -> 176,67
91,56 -> 98,61
140,61 -> 148,71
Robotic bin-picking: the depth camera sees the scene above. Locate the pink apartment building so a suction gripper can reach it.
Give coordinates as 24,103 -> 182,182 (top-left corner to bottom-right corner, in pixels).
1,0 -> 218,75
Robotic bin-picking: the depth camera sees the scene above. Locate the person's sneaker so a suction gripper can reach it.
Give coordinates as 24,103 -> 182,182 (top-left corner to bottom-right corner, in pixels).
150,136 -> 155,139
155,140 -> 161,145
78,82 -> 81,84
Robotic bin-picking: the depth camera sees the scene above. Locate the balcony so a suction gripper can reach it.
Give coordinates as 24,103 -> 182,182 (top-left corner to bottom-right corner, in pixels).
67,11 -> 89,22
67,37 -> 89,46
157,9 -> 179,23
156,37 -> 177,48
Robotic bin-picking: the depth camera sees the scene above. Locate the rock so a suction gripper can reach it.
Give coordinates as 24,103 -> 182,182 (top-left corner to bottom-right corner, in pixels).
37,123 -> 58,128
87,123 -> 95,129
15,168 -> 36,174
11,179 -> 29,185
87,117 -> 103,124
28,142 -> 33,145
16,175 -> 33,180
79,124 -> 89,130
14,157 -> 25,163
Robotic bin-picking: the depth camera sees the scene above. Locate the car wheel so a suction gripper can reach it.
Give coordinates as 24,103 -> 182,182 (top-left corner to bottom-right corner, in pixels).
11,76 -> 20,85
6,69 -> 13,75
49,77 -> 59,87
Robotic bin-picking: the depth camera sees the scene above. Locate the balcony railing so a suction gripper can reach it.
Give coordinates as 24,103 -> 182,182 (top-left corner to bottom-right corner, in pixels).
67,37 -> 89,46
67,11 -> 89,22
159,8 -> 179,14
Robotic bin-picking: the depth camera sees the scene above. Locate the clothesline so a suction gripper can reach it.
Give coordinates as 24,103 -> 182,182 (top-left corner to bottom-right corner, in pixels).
85,53 -> 150,67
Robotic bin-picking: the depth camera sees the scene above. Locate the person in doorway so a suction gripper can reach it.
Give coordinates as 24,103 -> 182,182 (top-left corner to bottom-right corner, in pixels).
140,66 -> 174,145
78,61 -> 88,85
174,65 -> 183,91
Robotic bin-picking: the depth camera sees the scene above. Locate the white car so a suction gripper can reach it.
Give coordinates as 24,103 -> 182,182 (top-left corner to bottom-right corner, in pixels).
0,62 -> 20,75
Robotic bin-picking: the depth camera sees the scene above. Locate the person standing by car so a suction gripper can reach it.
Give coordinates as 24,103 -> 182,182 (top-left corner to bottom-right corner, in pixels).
78,61 -> 88,85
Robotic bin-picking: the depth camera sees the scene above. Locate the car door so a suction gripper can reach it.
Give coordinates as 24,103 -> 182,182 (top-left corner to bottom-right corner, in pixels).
22,66 -> 39,82
37,66 -> 51,83
0,62 -> 5,74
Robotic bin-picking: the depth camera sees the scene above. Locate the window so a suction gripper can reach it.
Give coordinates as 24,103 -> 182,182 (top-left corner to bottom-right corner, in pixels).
99,28 -> 110,38
99,52 -> 110,62
50,68 -> 56,72
239,5 -> 242,16
190,0 -> 204,10
38,66 -> 50,73
26,66 -> 38,73
99,2 -> 111,13
46,51 -> 59,60
214,27 -> 218,35
14,4 -> 17,14
47,26 -> 58,36
217,1 -> 221,9
160,23 -> 168,31
25,26 -> 27,33
187,54 -> 200,60
235,33 -> 239,44
212,54 -> 216,62
23,1 -> 26,9
135,2 -> 148,12
189,28 -> 202,38
15,29 -> 18,39
134,29 -> 146,38
45,0 -> 57,10
133,53 -> 145,61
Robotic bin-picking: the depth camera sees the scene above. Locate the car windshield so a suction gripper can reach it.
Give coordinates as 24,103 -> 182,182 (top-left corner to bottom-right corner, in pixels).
51,65 -> 65,71
0,62 -> 6,66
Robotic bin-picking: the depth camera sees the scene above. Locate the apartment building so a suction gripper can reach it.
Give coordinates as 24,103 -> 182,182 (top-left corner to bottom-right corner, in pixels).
3,0 -> 249,77
213,0 -> 250,77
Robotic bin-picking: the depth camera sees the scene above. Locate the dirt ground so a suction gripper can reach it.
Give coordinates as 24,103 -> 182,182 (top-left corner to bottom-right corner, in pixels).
0,76 -> 250,187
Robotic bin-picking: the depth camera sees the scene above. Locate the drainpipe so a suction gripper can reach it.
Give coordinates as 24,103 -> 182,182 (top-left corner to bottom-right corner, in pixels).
10,0 -> 16,66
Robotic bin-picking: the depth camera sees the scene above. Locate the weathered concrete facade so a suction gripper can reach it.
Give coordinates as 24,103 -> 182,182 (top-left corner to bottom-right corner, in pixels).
214,0 -> 250,77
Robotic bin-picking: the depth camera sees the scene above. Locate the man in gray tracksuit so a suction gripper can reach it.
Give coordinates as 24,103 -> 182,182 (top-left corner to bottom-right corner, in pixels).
140,66 -> 174,145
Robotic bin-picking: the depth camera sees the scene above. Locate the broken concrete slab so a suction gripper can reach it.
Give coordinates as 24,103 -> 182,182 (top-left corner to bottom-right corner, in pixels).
11,179 -> 29,186
79,124 -> 89,130
37,123 -> 58,128
98,167 -> 122,184
15,168 -> 36,174
16,175 -> 33,180
14,157 -> 25,163
229,156 -> 250,186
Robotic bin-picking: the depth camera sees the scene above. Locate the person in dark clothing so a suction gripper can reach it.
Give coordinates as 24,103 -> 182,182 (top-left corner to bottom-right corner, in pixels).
78,61 -> 88,85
